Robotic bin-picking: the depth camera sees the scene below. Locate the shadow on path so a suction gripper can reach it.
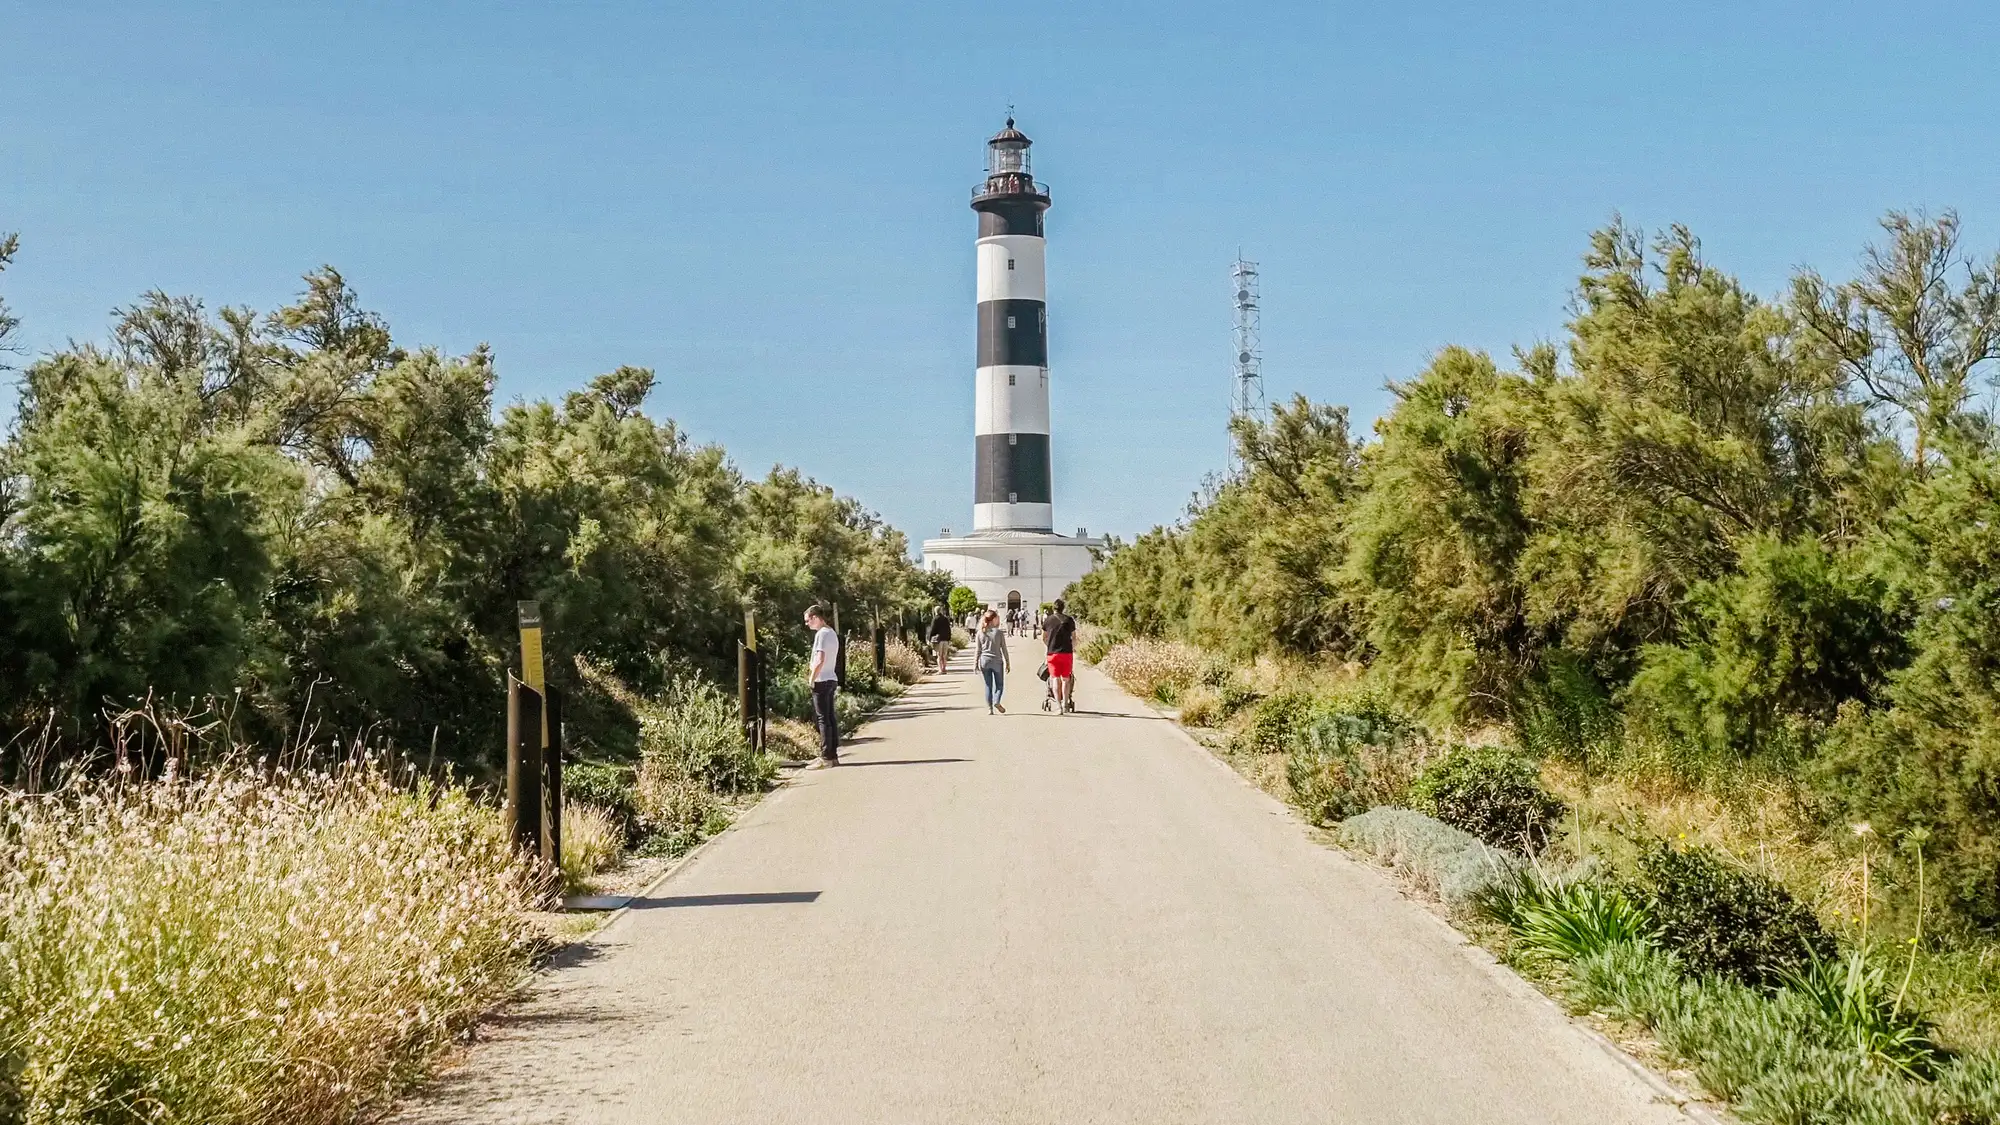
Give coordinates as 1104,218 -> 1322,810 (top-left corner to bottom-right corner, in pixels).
629,891 -> 822,910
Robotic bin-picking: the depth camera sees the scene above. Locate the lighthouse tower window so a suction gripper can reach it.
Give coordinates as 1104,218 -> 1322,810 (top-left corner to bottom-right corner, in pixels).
1009,492 -> 1018,503
1007,315 -> 1016,329
1008,372 -> 1016,385
1008,258 -> 1016,269
1009,559 -> 1020,576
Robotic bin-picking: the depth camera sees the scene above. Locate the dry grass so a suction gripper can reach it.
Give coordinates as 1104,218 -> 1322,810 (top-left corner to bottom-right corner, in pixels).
1098,638 -> 1206,701
765,717 -> 819,761
882,640 -> 926,686
558,801 -> 626,893
0,766 -> 541,1123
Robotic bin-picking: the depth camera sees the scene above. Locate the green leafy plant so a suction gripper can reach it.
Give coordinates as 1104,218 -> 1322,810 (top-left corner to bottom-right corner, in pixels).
1480,871 -> 1656,963
1781,950 -> 1941,1078
1410,744 -> 1566,854
636,674 -> 770,795
1640,842 -> 1837,989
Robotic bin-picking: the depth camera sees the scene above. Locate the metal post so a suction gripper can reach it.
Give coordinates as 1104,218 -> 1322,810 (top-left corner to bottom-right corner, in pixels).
738,641 -> 752,741
505,677 -> 543,857
832,603 -> 847,687
874,614 -> 886,677
543,686 -> 563,867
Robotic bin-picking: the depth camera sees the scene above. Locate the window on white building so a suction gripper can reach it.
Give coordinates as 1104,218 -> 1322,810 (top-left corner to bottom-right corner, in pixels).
1009,559 -> 1020,576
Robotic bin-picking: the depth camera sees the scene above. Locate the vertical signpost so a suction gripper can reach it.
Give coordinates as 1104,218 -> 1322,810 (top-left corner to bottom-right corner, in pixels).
509,600 -> 558,868
739,609 -> 762,752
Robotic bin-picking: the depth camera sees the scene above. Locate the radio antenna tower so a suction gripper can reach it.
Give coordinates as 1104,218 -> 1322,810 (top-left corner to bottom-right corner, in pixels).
1231,256 -> 1264,421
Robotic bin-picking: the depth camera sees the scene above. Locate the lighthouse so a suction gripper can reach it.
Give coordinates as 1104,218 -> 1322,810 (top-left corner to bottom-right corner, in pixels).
924,119 -> 1101,614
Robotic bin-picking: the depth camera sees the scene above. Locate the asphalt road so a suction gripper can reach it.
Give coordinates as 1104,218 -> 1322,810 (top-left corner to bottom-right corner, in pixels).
392,661 -> 1689,1125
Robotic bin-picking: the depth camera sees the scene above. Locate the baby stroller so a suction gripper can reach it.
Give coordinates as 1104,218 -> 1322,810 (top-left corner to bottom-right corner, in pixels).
1037,662 -> 1074,713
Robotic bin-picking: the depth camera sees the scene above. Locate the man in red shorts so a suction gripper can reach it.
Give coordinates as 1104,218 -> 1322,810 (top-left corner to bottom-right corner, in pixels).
1041,597 -> 1077,714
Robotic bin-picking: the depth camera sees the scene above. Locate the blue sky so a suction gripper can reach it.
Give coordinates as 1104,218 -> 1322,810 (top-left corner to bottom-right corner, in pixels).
6,1 -> 1999,543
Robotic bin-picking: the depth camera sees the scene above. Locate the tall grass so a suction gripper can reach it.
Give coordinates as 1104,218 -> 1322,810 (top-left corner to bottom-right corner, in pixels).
0,766 -> 540,1124
558,801 -> 626,893
882,641 -> 926,685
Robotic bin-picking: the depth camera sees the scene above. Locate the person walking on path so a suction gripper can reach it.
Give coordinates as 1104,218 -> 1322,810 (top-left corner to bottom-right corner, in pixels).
805,604 -> 841,768
1042,598 -> 1077,714
974,609 -> 1010,714
926,606 -> 954,674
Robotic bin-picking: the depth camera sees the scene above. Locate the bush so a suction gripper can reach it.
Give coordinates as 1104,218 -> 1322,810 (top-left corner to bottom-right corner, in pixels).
1285,708 -> 1435,824
1511,651 -> 1621,767
563,760 -> 643,845
0,767 -> 539,1124
1640,842 -> 1838,990
1076,623 -> 1125,664
1337,807 -> 1524,910
1097,638 -> 1206,701
1245,689 -> 1324,753
1411,744 -> 1566,854
638,674 -> 771,796
1218,678 -> 1261,717
882,640 -> 926,685
559,801 -> 626,892
1176,684 -> 1223,727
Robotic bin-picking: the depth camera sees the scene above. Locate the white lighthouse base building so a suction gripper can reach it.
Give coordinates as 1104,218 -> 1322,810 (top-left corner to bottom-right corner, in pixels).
922,528 -> 1102,614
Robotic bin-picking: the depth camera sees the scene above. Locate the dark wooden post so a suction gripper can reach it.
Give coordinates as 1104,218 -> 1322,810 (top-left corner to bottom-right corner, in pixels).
873,611 -> 886,677
832,603 -> 847,687
505,676 -> 543,857
543,686 -> 563,867
738,641 -> 752,741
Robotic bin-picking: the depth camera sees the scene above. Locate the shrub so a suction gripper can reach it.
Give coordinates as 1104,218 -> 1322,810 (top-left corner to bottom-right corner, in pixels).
0,767 -> 539,1124
1176,684 -> 1223,727
1097,638 -> 1206,701
1411,744 -> 1566,854
559,801 -> 626,892
1285,709 -> 1436,824
883,640 -> 926,685
1245,689 -> 1319,753
1640,842 -> 1838,990
638,674 -> 771,796
1218,678 -> 1261,717
1076,623 -> 1125,664
562,760 -> 643,845
1337,807 -> 1524,910
1511,651 -> 1621,767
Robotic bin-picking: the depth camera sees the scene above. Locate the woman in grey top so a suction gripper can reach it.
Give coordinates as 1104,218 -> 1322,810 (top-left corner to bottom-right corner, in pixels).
974,609 -> 1011,714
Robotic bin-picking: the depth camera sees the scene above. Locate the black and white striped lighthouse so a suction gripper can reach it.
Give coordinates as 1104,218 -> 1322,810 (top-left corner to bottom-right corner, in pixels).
923,119 -> 1100,610
971,119 -> 1054,533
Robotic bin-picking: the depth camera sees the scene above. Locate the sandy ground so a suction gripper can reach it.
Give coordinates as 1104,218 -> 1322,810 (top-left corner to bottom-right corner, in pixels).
390,664 -> 1689,1125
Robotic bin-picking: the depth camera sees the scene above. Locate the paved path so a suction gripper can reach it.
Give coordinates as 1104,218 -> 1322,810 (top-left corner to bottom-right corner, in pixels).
394,663 -> 1687,1125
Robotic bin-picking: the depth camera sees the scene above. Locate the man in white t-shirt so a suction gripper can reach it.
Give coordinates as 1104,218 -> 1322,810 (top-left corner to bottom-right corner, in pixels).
804,604 -> 841,768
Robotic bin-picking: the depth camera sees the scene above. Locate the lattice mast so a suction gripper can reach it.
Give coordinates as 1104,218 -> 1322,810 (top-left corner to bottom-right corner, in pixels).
1231,257 -> 1264,421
